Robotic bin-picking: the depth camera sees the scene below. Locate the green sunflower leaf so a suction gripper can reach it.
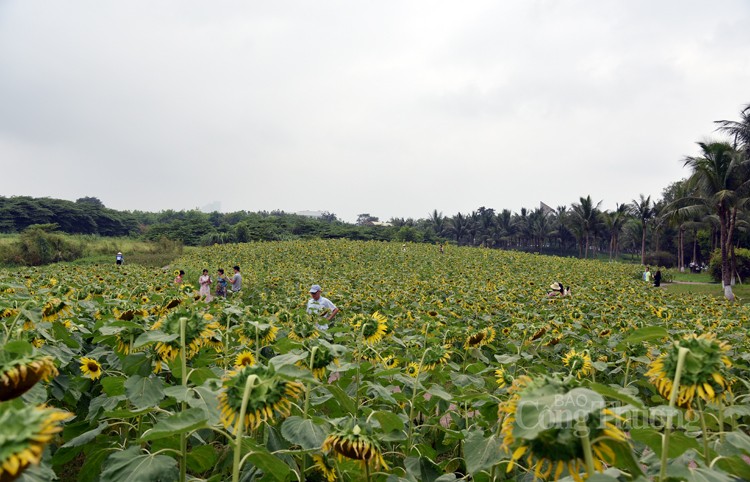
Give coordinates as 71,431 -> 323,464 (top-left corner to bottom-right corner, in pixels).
132,330 -> 178,349
463,429 -> 504,475
61,421 -> 108,448
586,382 -> 646,409
630,427 -> 700,458
405,455 -> 443,482
186,444 -> 218,473
280,416 -> 327,449
124,375 -> 166,410
140,407 -> 207,442
101,446 -> 178,482
623,326 -> 669,344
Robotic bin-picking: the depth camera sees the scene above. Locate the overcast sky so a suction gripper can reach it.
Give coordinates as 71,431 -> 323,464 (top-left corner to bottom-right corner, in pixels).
1,1 -> 749,223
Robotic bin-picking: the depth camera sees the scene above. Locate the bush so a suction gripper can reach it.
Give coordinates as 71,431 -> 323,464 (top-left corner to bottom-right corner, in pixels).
708,248 -> 750,283
0,224 -> 84,266
643,251 -> 676,268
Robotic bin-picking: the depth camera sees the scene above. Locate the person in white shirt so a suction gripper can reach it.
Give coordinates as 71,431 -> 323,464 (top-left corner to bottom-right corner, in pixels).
306,284 -> 339,330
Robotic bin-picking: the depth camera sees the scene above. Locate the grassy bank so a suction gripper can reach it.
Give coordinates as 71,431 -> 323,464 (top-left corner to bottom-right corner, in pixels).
0,233 -> 185,268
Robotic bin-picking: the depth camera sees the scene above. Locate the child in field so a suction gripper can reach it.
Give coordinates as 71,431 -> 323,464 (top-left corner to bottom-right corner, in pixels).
216,269 -> 228,298
174,270 -> 185,284
199,269 -> 213,301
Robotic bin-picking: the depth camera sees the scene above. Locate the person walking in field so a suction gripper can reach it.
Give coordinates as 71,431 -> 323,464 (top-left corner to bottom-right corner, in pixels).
653,270 -> 662,287
229,266 -> 242,293
199,269 -> 213,301
307,284 -> 339,330
643,266 -> 652,283
116,252 -> 124,266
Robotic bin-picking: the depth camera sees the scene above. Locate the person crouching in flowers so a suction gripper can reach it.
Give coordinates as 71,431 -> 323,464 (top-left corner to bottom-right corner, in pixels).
174,270 -> 184,284
547,281 -> 570,298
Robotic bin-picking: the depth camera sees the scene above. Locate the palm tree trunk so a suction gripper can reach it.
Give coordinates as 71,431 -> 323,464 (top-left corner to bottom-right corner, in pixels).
640,225 -> 647,265
720,207 -> 735,301
692,230 -> 698,265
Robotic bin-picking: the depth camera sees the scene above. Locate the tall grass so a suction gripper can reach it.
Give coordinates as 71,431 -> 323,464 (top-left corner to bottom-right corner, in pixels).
0,233 -> 184,268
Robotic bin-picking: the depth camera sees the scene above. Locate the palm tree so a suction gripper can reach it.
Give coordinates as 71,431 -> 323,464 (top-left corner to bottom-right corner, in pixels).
715,103 -> 750,157
570,196 -> 602,258
528,208 -> 552,251
681,141 -> 750,300
630,195 -> 654,265
448,212 -> 469,245
602,204 -> 630,260
496,209 -> 515,248
428,210 -> 446,238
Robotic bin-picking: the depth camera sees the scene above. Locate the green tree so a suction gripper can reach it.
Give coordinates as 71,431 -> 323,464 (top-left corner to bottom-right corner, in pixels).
629,194 -> 654,265
570,196 -> 602,258
680,141 -> 750,300
602,203 -> 629,260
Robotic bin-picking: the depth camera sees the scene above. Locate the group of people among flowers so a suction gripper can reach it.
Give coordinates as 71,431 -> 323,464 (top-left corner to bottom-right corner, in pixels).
173,265 -> 242,301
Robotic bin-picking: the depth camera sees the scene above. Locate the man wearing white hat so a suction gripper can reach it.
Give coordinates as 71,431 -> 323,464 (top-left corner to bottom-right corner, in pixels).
307,284 -> 339,330
115,252 -> 124,266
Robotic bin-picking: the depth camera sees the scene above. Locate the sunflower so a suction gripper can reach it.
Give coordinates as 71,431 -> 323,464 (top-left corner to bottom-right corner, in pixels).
287,316 -> 320,342
322,417 -> 388,470
646,333 -> 732,407
219,364 -> 304,432
495,367 -> 514,389
297,345 -> 337,380
530,326 -> 547,341
562,349 -> 592,379
464,326 -> 495,349
0,404 -> 72,482
151,311 -> 219,362
500,375 -> 628,481
79,357 -> 103,380
41,298 -> 72,322
310,454 -> 337,482
405,362 -> 420,378
356,312 -> 388,345
422,345 -> 452,371
234,351 -> 256,367
114,326 -> 145,355
0,354 -> 58,402
237,321 -> 279,346
380,354 -> 399,369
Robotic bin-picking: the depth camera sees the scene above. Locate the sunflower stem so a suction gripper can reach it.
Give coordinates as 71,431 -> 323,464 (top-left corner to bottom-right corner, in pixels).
3,300 -> 29,343
179,316 -> 188,482
696,398 -> 710,465
576,417 -> 595,476
224,315 -> 232,370
233,374 -> 259,482
622,356 -> 631,388
407,348 -> 429,454
299,346 -> 318,480
659,346 -> 689,482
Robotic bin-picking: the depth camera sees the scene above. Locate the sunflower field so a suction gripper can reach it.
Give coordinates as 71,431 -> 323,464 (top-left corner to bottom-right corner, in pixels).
1,239 -> 750,482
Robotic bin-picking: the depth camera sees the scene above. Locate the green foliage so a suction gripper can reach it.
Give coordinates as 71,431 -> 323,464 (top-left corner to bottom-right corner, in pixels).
709,248 -> 750,282
0,224 -> 85,265
644,251 -> 676,268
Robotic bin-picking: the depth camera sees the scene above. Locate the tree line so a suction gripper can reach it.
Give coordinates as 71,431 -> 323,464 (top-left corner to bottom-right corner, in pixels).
3,104 -> 748,297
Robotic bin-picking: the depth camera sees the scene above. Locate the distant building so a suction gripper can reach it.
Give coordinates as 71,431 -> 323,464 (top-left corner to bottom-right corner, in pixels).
371,221 -> 393,227
297,210 -> 325,218
200,201 -> 222,213
540,202 -> 554,215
